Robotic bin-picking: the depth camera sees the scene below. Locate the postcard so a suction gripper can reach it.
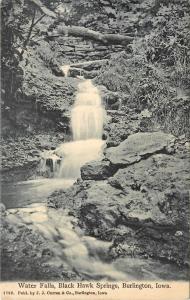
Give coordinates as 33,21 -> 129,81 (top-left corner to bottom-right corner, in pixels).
1,0 -> 189,299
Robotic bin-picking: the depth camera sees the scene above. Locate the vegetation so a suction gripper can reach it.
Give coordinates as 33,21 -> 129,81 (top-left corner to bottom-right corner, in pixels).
1,0 -> 190,136
96,0 -> 190,136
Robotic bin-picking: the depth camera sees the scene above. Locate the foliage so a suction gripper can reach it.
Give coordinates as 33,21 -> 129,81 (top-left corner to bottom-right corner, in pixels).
96,0 -> 190,137
1,0 -> 57,107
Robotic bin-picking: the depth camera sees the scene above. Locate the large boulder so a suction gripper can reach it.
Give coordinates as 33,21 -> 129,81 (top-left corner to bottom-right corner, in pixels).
105,132 -> 175,166
81,160 -> 114,180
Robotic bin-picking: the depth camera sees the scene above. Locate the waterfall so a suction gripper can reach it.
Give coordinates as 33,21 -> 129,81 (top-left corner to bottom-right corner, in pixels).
39,150 -> 60,176
60,65 -> 70,77
71,80 -> 105,140
40,79 -> 106,180
56,79 -> 105,179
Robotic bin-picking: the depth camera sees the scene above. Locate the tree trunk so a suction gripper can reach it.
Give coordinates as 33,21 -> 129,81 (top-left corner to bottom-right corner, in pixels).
48,26 -> 134,45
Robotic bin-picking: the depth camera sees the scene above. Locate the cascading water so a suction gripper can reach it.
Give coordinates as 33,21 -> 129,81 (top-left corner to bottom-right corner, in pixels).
60,64 -> 70,77
71,80 -> 104,141
3,71 -> 180,282
56,79 -> 105,179
41,79 -> 105,180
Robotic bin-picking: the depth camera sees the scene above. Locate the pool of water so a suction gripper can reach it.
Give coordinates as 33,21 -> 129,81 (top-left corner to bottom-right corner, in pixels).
2,178 -> 188,281
1,178 -> 74,209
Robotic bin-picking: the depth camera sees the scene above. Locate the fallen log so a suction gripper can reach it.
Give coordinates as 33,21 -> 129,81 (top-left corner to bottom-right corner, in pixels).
104,33 -> 133,44
48,25 -> 134,45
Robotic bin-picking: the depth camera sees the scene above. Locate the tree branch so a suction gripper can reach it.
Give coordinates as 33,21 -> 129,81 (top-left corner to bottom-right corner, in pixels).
33,13 -> 46,27
20,9 -> 37,59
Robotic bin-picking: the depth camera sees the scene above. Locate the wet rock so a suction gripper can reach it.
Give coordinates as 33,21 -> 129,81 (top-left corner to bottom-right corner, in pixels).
69,67 -> 83,77
106,132 -> 175,166
81,160 -> 114,180
102,91 -> 120,108
1,133 -> 65,182
0,203 -> 6,214
68,67 -> 99,79
50,147 -> 189,268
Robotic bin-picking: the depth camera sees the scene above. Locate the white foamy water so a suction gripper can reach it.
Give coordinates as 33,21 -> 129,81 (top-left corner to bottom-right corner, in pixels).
60,64 -> 70,77
44,79 -> 106,179
55,139 -> 105,178
72,80 -> 105,140
39,79 -> 105,180
7,201 -> 128,280
40,150 -> 60,175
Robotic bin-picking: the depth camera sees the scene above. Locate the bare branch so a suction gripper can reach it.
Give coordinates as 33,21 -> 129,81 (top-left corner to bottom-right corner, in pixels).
33,13 -> 46,27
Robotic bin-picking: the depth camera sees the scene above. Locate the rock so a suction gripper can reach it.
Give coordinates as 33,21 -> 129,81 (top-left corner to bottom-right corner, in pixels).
99,86 -> 121,109
0,203 -> 6,213
103,109 -> 142,147
1,133 -> 65,182
29,150 -> 40,156
49,148 -> 189,268
69,67 -> 83,77
81,160 -> 114,180
106,132 -> 175,166
68,68 -> 98,79
102,91 -> 119,106
109,152 -> 190,192
94,46 -> 108,51
108,152 -> 190,225
84,70 -> 99,79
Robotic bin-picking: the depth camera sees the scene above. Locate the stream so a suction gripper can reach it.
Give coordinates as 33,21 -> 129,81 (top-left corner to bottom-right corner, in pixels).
2,78 -> 186,281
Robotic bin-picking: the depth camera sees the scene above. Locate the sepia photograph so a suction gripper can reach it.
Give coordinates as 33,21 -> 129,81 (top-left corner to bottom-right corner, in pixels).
1,0 -> 190,297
